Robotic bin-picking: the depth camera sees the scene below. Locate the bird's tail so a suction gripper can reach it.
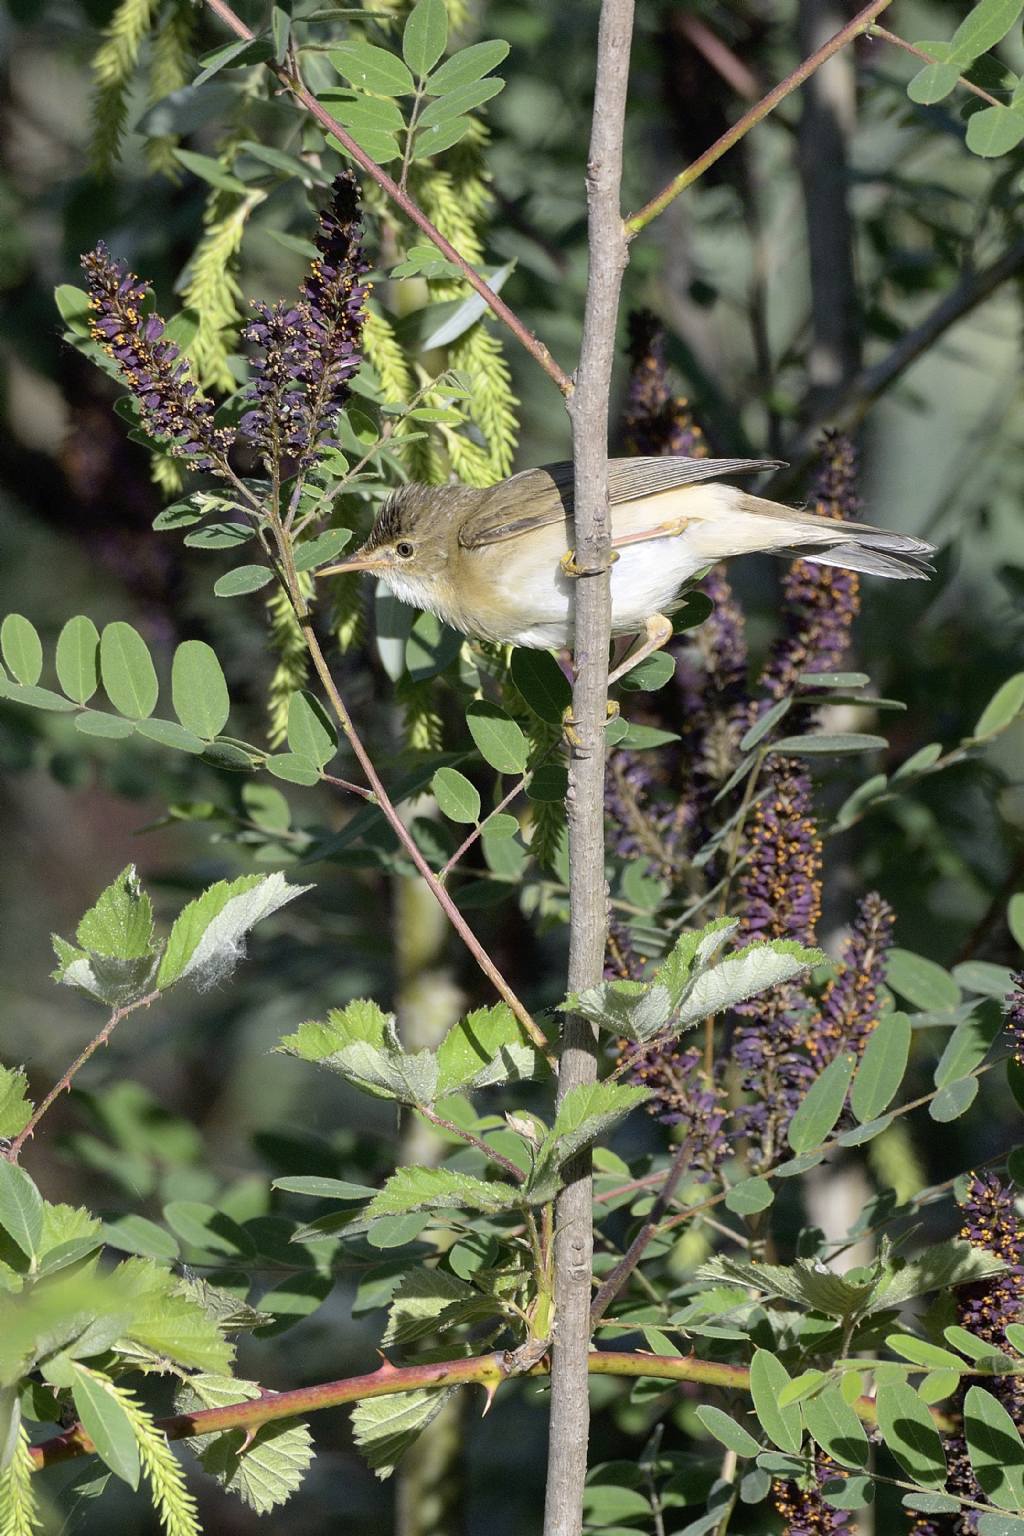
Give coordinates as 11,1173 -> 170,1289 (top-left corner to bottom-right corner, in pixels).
689,488 -> 935,581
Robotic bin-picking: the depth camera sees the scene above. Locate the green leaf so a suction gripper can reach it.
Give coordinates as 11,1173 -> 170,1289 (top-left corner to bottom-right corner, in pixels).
803,1385 -> 870,1469
425,39 -> 509,94
2,683 -> 77,712
99,622 -> 158,719
183,522 -> 252,551
787,1054 -> 856,1153
740,699 -> 791,751
749,1351 -> 803,1453
157,872 -> 309,990
286,691 -> 336,767
436,1004 -> 542,1094
382,1266 -> 476,1348
0,1161 -> 44,1259
527,764 -> 568,802
929,1075 -> 979,1122
951,0 -> 1024,62
768,733 -> 887,755
351,1386 -> 455,1479
0,1066 -> 32,1139
69,1369 -> 139,1489
964,1386 -> 1024,1510
133,718 -> 205,754
56,616 -> 100,703
173,642 -> 231,737
432,767 -> 480,824
1,614 -> 42,685
196,1412 -> 314,1513
172,148 -> 251,195
330,41 -> 416,95
976,1517 -> 1024,1536
403,0 -> 447,77
891,741 -> 943,781
76,865 -> 154,959
966,103 -> 1024,157
544,1081 -> 649,1167
466,701 -> 528,774
510,647 -> 571,723
886,949 -> 961,1012
55,282 -> 93,334
618,651 -> 676,692
675,939 -> 825,1030
935,1007 -> 1002,1086
365,1166 -> 521,1219
102,1215 -> 179,1261
267,753 -> 320,786
875,1380 -> 946,1487
953,961 -> 1017,998
907,59 -> 961,104
696,1406 -> 760,1457
405,611 -> 462,681
724,1178 -> 774,1215
886,1335 -> 965,1371
973,672 -> 1024,738
292,528 -> 353,572
213,565 -> 274,597
421,260 -> 515,349
271,1176 -> 376,1200
851,1012 -> 911,1122
417,77 -> 504,128
1009,893 -> 1024,951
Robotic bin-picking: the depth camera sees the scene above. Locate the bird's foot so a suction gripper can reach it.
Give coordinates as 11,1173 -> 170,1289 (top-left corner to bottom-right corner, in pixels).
561,700 -> 619,748
559,548 -> 619,578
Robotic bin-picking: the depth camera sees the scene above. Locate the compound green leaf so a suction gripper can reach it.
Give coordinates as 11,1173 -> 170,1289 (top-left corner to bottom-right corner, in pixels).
100,622 -> 158,719
55,616 -> 100,703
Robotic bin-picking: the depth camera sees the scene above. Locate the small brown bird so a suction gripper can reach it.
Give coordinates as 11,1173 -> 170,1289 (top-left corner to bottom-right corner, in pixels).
319,457 -> 934,682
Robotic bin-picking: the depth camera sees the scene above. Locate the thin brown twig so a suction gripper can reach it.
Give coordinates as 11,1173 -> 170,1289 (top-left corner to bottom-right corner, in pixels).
439,773 -> 531,882
202,0 -> 572,396
416,1105 -> 526,1183
5,991 -> 161,1162
869,25 -> 1005,108
625,0 -> 894,235
589,1133 -> 695,1325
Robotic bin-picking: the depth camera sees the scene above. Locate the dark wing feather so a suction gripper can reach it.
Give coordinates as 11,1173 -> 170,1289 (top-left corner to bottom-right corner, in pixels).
457,456 -> 784,550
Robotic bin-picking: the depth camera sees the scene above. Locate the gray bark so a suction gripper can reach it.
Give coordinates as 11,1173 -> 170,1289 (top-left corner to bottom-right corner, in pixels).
542,3 -> 635,1533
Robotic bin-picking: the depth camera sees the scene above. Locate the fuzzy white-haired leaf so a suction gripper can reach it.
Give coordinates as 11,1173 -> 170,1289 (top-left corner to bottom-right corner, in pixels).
157,873 -> 311,990
351,1387 -> 456,1478
675,940 -> 824,1026
366,1166 -> 522,1219
279,1001 -> 439,1104
436,1004 -> 544,1094
544,1081 -> 649,1167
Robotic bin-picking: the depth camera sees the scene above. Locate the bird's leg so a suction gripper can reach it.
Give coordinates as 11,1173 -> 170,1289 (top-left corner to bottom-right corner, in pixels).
610,516 -> 692,549
607,613 -> 674,686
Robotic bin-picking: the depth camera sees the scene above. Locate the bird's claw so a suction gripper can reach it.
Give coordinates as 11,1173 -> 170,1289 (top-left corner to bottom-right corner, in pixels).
559,548 -> 619,578
562,701 -> 619,747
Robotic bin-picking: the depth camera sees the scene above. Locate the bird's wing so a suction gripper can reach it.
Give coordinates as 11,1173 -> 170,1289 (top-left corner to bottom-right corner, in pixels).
456,456 -> 784,549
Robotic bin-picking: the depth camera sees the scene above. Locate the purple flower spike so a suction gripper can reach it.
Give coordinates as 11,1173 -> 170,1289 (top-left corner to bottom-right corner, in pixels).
81,244 -> 233,469
241,172 -> 369,468
809,891 -> 895,1068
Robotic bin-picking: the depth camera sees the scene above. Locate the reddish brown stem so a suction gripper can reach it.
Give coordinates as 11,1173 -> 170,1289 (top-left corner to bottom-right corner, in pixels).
202,0 -> 572,396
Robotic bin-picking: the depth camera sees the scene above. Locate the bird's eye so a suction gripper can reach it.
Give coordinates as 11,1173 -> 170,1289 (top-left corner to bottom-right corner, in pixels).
395,540 -> 414,559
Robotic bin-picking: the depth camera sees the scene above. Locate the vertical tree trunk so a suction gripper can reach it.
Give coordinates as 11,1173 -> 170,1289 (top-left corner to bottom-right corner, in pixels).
542,4 -> 635,1534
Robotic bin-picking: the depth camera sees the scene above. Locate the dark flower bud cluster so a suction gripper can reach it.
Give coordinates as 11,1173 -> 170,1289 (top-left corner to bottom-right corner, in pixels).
81,244 -> 233,470
623,310 -> 707,459
1006,971 -> 1024,1063
241,172 -> 368,467
760,431 -> 862,702
772,1455 -> 854,1534
808,891 -> 895,1069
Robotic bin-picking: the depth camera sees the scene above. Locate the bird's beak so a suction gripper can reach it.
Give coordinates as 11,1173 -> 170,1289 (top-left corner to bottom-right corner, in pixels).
316,549 -> 381,578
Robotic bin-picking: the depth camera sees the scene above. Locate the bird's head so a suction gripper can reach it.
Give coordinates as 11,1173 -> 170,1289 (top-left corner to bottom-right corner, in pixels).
317,484 -> 460,612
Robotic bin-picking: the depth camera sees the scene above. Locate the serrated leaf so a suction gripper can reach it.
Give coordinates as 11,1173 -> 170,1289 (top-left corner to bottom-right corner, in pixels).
99,622 -> 158,719
951,0 -> 1024,62
886,949 -> 961,1012
695,1406 -> 760,1457
543,1081 -> 648,1167
286,691 -> 336,767
1,614 -> 42,685
351,1386 -> 455,1478
330,41 -> 415,95
56,616 -> 100,703
280,1002 -> 437,1102
432,767 -> 480,824
0,1161 -> 44,1259
875,1380 -> 946,1487
0,1066 -> 32,1139
382,1266 -> 477,1347
366,1166 -> 521,1219
75,864 -> 154,960
436,1004 -> 542,1093
787,1053 -> 856,1153
425,38 -> 508,93
403,0 -> 447,76
69,1368 -> 139,1488
182,1375 -> 313,1512
213,565 -> 274,597
749,1350 -> 803,1453
677,940 -> 824,1028
851,1012 -> 911,1122
465,701 -> 528,774
157,872 -> 309,990
803,1385 -> 869,1469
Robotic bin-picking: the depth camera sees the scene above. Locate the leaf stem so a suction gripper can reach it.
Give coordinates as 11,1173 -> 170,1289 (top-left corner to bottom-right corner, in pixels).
868,25 -> 1004,108
201,0 -> 572,397
625,0 -> 894,235
415,1105 -> 527,1183
4,991 -> 161,1162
